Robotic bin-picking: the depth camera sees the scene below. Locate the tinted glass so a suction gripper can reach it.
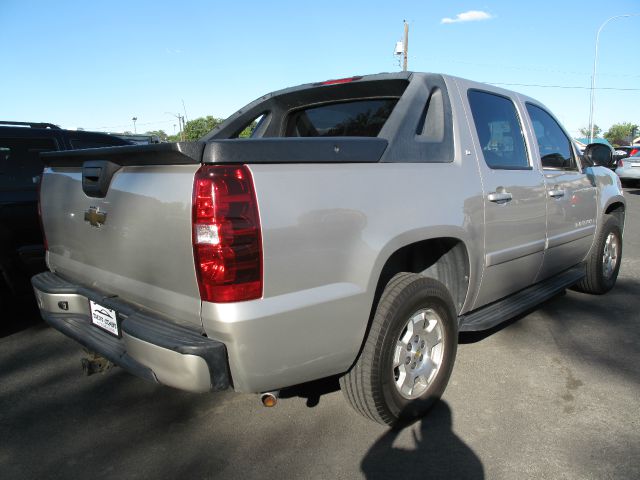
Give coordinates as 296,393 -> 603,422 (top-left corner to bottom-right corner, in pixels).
0,138 -> 56,190
286,99 -> 398,137
526,104 -> 576,170
468,90 -> 529,169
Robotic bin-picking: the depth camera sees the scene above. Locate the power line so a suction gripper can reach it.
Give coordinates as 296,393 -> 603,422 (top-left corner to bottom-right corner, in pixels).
411,56 -> 640,78
485,82 -> 640,91
86,119 -> 175,131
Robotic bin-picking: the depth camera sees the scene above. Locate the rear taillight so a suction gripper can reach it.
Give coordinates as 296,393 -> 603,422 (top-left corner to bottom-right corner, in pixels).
315,76 -> 363,86
37,172 -> 48,252
192,165 -> 262,303
630,148 -> 639,156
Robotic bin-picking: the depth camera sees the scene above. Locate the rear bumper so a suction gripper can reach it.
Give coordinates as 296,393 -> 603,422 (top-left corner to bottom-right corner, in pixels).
31,272 -> 230,392
615,166 -> 640,180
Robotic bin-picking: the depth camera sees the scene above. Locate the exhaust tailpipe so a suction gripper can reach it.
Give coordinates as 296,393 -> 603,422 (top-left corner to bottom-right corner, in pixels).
260,391 -> 280,407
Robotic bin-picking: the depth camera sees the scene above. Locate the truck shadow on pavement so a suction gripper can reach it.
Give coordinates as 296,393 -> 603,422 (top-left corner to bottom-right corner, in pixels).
1,295 -> 42,338
361,401 -> 484,479
459,276 -> 640,386
279,375 -> 341,407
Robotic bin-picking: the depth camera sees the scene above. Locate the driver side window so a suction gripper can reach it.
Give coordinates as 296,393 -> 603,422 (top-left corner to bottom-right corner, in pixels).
526,103 -> 577,170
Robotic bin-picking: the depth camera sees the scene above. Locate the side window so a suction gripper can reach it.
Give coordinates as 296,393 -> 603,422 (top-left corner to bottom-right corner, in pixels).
526,103 -> 576,170
0,138 -> 57,191
468,90 -> 529,169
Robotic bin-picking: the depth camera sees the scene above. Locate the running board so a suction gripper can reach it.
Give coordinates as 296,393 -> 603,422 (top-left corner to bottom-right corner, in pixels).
458,266 -> 585,332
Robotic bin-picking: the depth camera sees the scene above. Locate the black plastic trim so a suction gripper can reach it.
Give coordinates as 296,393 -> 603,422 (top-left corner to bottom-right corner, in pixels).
41,141 -> 205,167
458,265 -> 585,332
486,166 -> 534,171
0,121 -> 60,129
123,312 -> 230,391
204,73 -> 411,141
379,74 -> 455,163
203,137 -> 388,164
43,313 -> 157,383
82,160 -> 121,198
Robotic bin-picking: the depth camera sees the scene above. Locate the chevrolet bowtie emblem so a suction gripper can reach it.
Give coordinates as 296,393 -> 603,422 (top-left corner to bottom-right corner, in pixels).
84,206 -> 107,227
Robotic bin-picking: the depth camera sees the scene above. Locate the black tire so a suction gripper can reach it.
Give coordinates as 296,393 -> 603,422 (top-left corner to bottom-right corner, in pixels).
573,215 -> 622,294
340,273 -> 458,426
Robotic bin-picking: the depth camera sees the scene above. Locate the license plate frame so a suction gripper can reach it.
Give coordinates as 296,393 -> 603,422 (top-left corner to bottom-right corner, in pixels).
89,300 -> 120,337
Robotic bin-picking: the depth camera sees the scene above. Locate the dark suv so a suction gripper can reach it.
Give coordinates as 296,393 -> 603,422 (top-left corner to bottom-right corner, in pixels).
0,121 -> 132,310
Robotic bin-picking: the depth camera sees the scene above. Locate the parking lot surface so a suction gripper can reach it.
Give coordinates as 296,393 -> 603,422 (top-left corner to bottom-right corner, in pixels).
2,187 -> 639,479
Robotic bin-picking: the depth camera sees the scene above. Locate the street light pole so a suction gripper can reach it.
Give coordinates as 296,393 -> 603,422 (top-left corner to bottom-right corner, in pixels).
588,14 -> 638,143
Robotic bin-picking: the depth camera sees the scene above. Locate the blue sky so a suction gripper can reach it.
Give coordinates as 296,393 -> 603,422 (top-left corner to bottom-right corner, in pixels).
2,0 -> 639,137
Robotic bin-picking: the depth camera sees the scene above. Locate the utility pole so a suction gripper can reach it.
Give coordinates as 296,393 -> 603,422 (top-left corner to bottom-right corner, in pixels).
403,20 -> 409,72
166,112 -> 186,141
182,99 -> 189,124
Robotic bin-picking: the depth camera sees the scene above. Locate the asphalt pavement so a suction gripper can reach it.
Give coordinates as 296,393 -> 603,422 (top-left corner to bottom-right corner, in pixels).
2,187 -> 639,479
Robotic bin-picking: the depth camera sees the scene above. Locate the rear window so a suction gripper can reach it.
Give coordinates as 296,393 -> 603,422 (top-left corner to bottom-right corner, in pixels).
285,99 -> 398,137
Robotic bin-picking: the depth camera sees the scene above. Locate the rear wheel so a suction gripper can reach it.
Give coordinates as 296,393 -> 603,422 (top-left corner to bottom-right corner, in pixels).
340,273 -> 458,426
574,215 -> 622,294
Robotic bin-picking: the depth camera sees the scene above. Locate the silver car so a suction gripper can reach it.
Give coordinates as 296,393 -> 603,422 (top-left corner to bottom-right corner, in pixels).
616,151 -> 640,185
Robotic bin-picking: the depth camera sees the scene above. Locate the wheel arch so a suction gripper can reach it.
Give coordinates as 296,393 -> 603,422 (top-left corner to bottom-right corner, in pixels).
604,200 -> 625,229
370,236 -> 471,321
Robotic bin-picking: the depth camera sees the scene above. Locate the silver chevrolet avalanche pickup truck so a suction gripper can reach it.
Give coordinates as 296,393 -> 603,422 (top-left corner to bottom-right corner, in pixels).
33,72 -> 625,426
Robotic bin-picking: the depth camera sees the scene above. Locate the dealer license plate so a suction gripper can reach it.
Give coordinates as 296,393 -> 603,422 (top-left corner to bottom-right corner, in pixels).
90,301 -> 119,337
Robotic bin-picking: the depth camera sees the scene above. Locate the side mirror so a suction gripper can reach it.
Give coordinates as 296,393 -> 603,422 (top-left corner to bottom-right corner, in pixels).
583,143 -> 614,169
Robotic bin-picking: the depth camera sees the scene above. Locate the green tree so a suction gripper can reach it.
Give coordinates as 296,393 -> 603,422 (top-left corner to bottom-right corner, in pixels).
579,125 -> 601,138
604,122 -> 639,146
183,116 -> 224,140
145,130 -> 169,141
238,121 -> 258,138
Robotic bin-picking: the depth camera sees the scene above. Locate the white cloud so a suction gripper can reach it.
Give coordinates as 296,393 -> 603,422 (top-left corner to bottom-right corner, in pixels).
441,10 -> 493,24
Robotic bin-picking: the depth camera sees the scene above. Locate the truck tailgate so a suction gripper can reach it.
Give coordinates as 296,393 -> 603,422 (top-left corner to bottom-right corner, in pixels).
40,143 -> 204,329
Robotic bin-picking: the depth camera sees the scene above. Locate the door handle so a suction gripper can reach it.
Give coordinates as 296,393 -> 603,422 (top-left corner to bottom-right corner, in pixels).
487,192 -> 513,203
548,189 -> 565,198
